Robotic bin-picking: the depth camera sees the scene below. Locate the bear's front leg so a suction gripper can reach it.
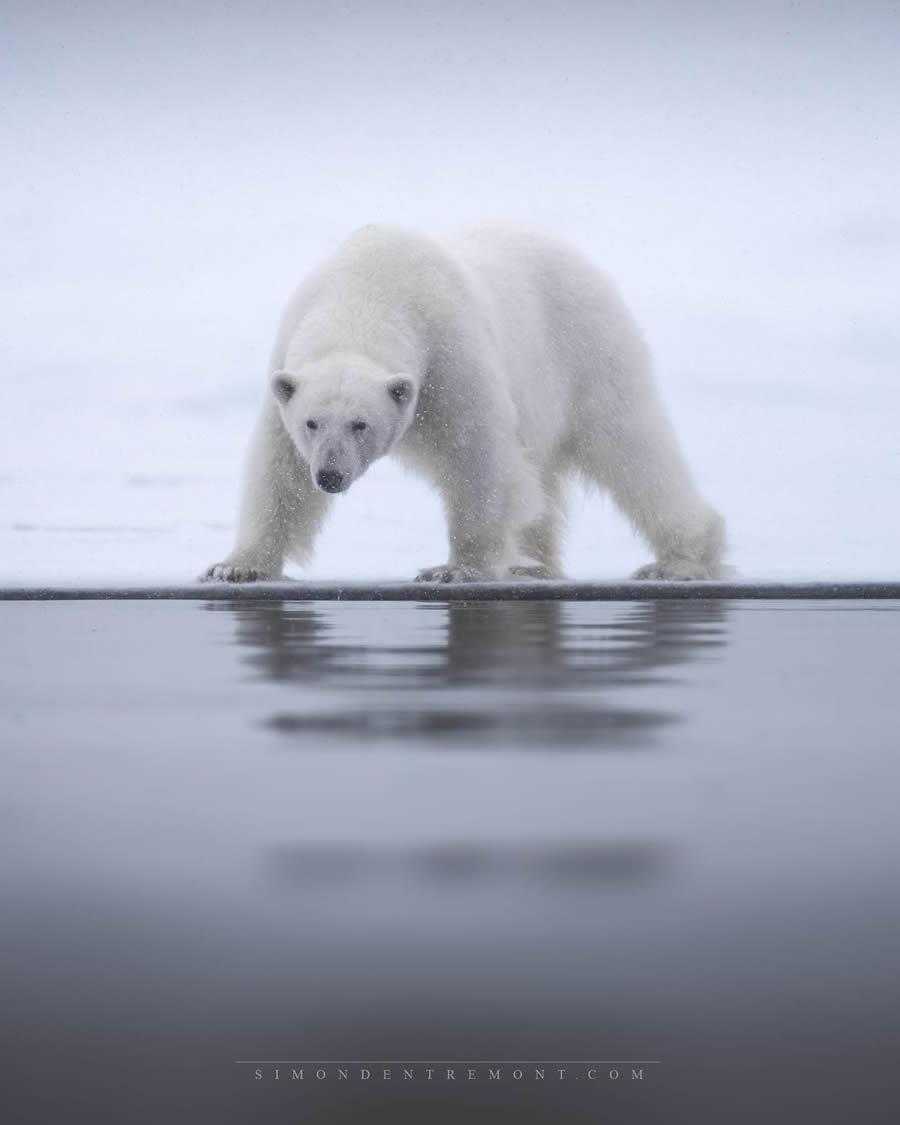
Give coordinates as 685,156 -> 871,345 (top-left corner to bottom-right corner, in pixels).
203,400 -> 330,583
416,461 -> 516,584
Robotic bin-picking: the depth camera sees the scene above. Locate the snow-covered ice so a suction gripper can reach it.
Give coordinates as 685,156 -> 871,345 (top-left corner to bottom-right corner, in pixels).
2,1 -> 898,585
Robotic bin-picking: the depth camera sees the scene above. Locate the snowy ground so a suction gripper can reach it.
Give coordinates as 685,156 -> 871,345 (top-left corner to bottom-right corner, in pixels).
2,1 -> 898,586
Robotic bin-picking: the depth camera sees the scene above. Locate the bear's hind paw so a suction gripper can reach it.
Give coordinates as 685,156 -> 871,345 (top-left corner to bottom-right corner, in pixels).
631,559 -> 716,581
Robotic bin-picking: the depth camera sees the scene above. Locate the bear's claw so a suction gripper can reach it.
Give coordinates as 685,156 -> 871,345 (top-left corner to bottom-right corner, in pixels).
202,563 -> 272,583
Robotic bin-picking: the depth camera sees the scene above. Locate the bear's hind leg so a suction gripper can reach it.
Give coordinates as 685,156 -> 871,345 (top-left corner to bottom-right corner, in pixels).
578,401 -> 725,581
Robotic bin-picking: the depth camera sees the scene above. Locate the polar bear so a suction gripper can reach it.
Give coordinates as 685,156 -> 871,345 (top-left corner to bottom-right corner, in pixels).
204,225 -> 725,583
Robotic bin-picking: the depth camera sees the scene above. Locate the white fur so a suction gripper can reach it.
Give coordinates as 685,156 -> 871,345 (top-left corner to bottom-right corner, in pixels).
203,225 -> 725,583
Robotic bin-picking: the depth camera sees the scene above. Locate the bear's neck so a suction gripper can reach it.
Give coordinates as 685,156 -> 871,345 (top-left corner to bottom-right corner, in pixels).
287,296 -> 428,378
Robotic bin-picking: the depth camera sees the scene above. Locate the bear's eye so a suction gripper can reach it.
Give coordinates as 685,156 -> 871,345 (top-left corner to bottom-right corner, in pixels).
306,419 -> 318,431
351,420 -> 367,433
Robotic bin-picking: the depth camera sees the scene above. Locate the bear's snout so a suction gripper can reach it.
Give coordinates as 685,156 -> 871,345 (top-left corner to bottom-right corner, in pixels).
316,468 -> 347,493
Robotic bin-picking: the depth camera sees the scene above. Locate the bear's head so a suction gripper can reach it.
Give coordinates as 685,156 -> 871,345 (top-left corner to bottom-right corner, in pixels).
271,352 -> 417,494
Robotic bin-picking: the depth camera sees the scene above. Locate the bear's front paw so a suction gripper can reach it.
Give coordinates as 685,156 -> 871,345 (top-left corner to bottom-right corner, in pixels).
415,564 -> 486,583
631,559 -> 715,581
507,564 -> 556,581
201,563 -> 277,583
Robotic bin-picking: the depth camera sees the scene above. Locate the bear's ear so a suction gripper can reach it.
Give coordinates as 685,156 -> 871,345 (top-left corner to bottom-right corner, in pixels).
271,371 -> 299,405
386,375 -> 415,406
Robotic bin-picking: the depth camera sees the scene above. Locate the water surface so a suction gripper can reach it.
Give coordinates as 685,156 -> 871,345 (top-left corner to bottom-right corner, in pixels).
2,599 -> 898,1123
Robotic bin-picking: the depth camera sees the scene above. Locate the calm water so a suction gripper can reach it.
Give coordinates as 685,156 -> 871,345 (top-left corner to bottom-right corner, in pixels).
2,599 -> 898,1123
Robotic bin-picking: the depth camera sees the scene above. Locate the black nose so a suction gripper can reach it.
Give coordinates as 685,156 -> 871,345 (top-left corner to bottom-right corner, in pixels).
316,468 -> 345,493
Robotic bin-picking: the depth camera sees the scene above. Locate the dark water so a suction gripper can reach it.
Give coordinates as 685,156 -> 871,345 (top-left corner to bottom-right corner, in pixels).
1,599 -> 898,1123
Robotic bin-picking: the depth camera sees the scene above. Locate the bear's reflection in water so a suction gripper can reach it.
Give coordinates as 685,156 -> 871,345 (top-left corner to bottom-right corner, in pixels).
209,598 -> 730,894
207,598 -> 729,750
